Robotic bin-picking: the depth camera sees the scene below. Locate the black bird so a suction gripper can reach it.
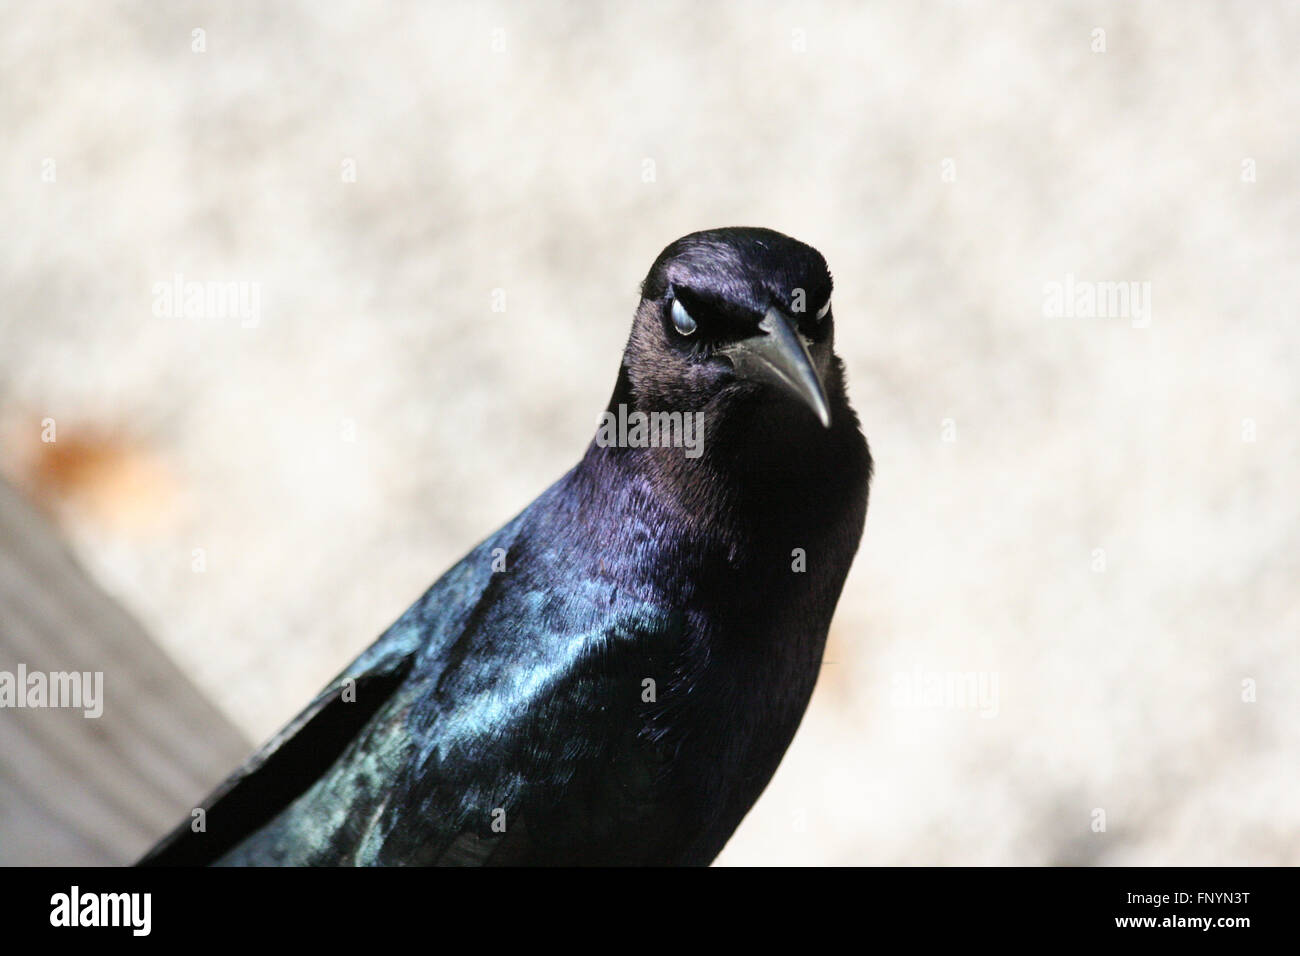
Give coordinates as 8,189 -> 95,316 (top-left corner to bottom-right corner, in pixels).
140,227 -> 872,866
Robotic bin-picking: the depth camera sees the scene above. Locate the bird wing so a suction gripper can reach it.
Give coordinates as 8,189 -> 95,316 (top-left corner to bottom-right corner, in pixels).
373,588 -> 692,866
142,479 -> 694,866
208,571 -> 690,866
138,514 -> 530,867
136,641 -> 416,865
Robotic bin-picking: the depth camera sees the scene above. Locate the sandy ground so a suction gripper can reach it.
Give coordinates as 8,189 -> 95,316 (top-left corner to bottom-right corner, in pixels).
2,0 -> 1297,864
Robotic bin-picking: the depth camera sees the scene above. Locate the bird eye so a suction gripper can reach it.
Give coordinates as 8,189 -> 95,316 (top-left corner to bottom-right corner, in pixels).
670,298 -> 698,336
815,298 -> 832,321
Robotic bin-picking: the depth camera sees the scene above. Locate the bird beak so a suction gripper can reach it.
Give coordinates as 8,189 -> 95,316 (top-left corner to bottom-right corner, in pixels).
723,306 -> 832,428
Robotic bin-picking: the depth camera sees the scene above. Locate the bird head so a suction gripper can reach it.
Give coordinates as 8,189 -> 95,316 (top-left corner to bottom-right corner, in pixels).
619,227 -> 839,432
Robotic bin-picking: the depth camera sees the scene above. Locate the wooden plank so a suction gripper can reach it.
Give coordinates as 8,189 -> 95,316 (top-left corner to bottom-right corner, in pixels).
0,479 -> 250,864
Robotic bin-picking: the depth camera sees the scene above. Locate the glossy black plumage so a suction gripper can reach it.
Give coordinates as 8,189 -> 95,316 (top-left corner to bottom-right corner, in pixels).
140,227 -> 871,866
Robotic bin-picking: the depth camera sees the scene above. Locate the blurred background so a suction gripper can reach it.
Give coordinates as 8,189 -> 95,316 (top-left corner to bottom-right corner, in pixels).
1,0 -> 1297,865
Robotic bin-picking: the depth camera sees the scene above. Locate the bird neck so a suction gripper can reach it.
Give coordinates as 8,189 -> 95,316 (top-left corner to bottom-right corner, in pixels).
588,361 -> 868,547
